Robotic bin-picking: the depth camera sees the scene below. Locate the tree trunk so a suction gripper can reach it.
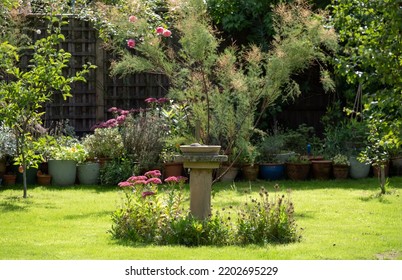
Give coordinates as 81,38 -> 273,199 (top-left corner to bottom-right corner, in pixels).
380,165 -> 386,195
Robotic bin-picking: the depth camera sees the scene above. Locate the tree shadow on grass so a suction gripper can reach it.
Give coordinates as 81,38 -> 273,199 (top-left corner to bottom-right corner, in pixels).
63,210 -> 113,220
0,195 -> 33,212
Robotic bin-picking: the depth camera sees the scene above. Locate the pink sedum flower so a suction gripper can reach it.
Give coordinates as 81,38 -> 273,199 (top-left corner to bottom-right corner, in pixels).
156,26 -> 164,34
162,29 -> 172,37
120,110 -> 130,116
128,15 -> 137,23
128,175 -> 148,182
144,170 -> 162,178
127,39 -> 136,48
146,177 -> 162,185
164,176 -> 179,183
118,181 -> 132,188
133,180 -> 147,185
141,191 -> 156,198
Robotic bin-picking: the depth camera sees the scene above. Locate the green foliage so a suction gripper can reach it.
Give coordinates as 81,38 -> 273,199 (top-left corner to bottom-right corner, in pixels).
332,154 -> 350,166
82,127 -> 124,160
119,112 -> 165,173
331,0 -> 402,185
99,158 -> 136,186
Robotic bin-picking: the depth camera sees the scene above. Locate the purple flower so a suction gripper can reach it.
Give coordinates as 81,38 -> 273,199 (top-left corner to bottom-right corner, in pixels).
146,177 -> 162,185
141,191 -> 156,198
145,97 -> 158,103
120,110 -> 130,116
118,181 -> 132,188
105,119 -> 118,128
157,98 -> 170,104
108,107 -> 118,113
116,115 -> 126,124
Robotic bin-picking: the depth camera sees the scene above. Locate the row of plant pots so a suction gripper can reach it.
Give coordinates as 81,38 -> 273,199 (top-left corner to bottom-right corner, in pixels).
215,156 -> 395,182
1,160 -> 100,186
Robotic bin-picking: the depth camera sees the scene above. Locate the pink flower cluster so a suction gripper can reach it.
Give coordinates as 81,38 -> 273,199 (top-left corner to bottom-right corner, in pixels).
118,170 -> 187,198
126,16 -> 171,49
91,107 -> 131,130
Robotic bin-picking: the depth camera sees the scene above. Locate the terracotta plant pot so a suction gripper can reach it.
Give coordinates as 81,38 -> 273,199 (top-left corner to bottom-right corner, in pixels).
37,173 -> 52,185
286,162 -> 311,181
218,165 -> 239,182
332,164 -> 349,180
311,160 -> 332,180
241,164 -> 259,181
2,174 -> 17,186
163,162 -> 183,179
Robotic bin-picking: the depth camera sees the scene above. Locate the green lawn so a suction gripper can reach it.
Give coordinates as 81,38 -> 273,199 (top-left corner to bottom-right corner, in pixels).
0,177 -> 401,260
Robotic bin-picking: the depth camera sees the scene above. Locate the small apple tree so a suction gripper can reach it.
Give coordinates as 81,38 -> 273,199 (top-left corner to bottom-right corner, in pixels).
0,18 -> 94,198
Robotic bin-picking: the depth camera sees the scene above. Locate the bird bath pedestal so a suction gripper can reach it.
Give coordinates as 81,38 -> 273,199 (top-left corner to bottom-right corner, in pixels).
175,144 -> 227,219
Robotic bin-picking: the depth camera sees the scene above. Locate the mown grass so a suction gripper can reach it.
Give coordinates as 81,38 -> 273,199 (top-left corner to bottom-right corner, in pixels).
0,177 -> 401,260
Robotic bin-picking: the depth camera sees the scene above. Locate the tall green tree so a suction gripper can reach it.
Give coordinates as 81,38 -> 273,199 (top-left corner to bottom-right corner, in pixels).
331,0 -> 402,194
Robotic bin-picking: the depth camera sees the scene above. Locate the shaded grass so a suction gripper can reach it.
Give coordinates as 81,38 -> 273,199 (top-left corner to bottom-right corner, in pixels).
0,178 -> 401,260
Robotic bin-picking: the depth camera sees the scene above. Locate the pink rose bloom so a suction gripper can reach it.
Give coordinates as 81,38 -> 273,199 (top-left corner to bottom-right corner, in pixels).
127,39 -> 136,48
118,181 -> 132,188
162,29 -> 172,37
156,26 -> 164,34
141,191 -> 156,198
146,178 -> 162,185
128,15 -> 137,23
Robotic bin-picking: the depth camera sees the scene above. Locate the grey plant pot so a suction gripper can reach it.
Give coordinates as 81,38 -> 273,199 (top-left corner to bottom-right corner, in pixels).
48,160 -> 77,186
349,156 -> 370,179
77,162 -> 100,185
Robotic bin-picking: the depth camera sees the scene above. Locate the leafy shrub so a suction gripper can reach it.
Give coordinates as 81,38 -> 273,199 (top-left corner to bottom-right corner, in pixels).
82,127 -> 125,160
236,186 -> 301,244
100,158 -> 136,185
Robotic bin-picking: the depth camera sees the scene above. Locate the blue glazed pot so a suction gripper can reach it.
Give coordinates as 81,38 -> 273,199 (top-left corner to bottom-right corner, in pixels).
259,163 -> 285,180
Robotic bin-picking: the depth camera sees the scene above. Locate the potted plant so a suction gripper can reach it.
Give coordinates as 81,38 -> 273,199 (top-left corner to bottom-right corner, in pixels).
389,147 -> 402,176
82,127 -> 125,166
286,154 -> 311,181
257,134 -> 286,180
332,154 -> 350,180
239,144 -> 260,181
0,123 -> 16,178
48,137 -> 85,186
36,170 -> 51,186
